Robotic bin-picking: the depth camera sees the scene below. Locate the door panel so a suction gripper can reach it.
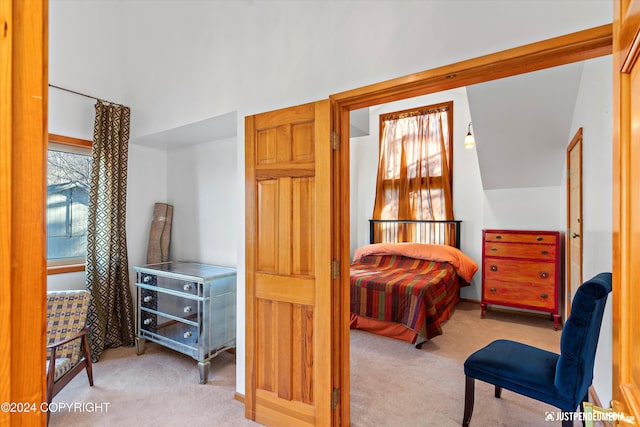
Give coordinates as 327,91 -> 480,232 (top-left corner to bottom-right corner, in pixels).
246,100 -> 332,426
613,0 -> 640,421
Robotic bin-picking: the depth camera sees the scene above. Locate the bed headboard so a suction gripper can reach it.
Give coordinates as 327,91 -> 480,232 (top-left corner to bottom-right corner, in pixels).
369,219 -> 462,249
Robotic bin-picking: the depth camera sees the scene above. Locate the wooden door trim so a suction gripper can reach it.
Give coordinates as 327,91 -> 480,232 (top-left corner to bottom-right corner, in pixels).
565,128 -> 583,316
613,0 -> 640,420
0,1 -> 48,425
329,24 -> 612,426
331,24 -> 612,110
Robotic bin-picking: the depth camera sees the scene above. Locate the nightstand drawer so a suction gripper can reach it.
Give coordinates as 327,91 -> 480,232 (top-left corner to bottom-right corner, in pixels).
484,241 -> 556,260
484,231 -> 557,245
483,259 -> 555,285
483,280 -> 556,310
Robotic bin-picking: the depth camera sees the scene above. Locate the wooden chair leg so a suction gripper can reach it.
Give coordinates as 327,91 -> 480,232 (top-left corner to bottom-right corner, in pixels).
494,385 -> 502,398
463,376 -> 475,427
82,333 -> 94,386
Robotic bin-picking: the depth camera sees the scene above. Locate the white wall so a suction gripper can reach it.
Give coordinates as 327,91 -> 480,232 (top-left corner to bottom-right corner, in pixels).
166,137 -> 238,268
567,55 -> 613,406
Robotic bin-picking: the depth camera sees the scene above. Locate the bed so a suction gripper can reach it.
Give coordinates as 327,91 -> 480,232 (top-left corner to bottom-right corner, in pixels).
350,219 -> 477,347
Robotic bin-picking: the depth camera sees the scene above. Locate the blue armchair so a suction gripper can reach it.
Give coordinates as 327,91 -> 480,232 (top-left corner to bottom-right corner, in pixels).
462,272 -> 611,427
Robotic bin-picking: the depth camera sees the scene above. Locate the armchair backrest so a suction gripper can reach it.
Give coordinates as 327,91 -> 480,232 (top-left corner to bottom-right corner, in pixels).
46,290 -> 90,364
554,272 -> 612,404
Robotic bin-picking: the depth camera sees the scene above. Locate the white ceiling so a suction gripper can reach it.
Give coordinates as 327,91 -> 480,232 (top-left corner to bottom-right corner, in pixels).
130,111 -> 237,150
467,62 -> 585,190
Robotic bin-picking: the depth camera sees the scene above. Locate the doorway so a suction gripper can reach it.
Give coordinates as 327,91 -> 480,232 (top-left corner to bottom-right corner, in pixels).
330,24 -> 612,426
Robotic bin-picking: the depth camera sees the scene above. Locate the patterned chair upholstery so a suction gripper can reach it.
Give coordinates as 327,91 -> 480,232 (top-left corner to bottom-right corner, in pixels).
46,290 -> 94,410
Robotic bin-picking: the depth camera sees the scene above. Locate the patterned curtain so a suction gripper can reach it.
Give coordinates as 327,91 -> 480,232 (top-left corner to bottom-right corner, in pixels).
86,100 -> 135,362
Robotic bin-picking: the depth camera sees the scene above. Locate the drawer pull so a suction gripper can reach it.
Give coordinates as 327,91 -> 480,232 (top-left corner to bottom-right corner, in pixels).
541,250 -> 548,255
143,295 -> 153,303
184,306 -> 192,313
490,247 -> 498,252
536,236 -> 543,241
490,287 -> 497,293
540,293 -> 548,299
183,331 -> 192,339
143,318 -> 153,325
183,283 -> 193,291
490,265 -> 498,272
495,235 -> 502,240
539,271 -> 549,279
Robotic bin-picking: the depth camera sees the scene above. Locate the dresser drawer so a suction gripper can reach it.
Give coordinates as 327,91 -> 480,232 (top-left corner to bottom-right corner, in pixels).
139,273 -> 201,296
484,231 -> 557,245
484,241 -> 556,260
140,290 -> 200,321
483,279 -> 555,310
141,312 -> 199,348
483,258 -> 555,285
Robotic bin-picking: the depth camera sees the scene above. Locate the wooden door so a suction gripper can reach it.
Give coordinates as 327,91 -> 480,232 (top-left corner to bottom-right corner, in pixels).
566,128 -> 583,315
612,0 -> 640,421
245,100 -> 334,426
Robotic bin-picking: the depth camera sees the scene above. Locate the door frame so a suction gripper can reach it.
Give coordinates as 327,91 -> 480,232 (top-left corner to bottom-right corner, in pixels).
566,128 -> 583,316
0,1 -> 48,425
329,24 -> 612,425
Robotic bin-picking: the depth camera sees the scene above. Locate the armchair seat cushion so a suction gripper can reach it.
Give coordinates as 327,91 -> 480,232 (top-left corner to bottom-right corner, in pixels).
46,358 -> 73,382
464,339 -> 576,411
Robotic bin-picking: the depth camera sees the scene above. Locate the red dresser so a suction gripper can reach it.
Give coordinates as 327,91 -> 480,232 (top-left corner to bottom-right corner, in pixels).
481,229 -> 562,329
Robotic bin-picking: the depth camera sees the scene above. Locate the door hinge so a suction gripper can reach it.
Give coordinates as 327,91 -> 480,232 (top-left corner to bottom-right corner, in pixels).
331,387 -> 340,411
331,259 -> 340,280
331,130 -> 340,151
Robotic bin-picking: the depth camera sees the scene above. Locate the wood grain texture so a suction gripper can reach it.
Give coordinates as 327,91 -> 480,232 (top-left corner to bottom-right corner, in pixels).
0,1 -> 47,425
481,230 -> 561,325
613,1 -> 640,419
246,101 -> 332,426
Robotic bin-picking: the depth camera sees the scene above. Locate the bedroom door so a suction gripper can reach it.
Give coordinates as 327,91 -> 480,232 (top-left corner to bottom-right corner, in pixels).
566,128 -> 583,315
245,100 -> 335,426
612,0 -> 640,421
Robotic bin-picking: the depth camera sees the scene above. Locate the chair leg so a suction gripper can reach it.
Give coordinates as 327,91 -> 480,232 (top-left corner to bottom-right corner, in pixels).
82,333 -> 94,386
463,376 -> 475,427
494,385 -> 502,398
561,415 -> 573,427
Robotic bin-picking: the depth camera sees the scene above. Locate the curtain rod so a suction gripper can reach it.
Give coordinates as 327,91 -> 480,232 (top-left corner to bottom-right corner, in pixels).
49,84 -> 122,106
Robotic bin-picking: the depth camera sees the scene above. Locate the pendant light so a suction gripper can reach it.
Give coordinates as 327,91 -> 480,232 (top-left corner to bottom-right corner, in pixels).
464,122 -> 475,149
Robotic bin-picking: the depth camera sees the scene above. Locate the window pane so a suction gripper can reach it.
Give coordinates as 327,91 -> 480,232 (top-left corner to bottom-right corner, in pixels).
47,148 -> 92,261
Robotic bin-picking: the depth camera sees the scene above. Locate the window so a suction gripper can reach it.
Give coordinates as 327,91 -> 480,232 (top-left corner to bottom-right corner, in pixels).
372,102 -> 454,242
47,134 -> 92,274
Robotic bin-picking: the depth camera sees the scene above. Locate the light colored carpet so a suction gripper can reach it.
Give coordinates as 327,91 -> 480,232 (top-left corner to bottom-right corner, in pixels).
50,302 -> 581,426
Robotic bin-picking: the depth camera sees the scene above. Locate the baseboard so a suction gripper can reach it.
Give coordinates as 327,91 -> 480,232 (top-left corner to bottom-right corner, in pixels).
234,392 -> 245,404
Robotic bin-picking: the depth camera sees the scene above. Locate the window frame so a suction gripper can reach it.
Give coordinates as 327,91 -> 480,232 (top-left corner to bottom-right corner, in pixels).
47,133 -> 92,275
377,101 -> 454,219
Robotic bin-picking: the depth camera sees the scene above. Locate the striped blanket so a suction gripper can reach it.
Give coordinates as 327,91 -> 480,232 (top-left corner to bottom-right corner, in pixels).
350,254 -> 461,342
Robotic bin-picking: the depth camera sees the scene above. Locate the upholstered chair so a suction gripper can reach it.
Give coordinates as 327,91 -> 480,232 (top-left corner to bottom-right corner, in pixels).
462,272 -> 612,427
46,290 -> 94,418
